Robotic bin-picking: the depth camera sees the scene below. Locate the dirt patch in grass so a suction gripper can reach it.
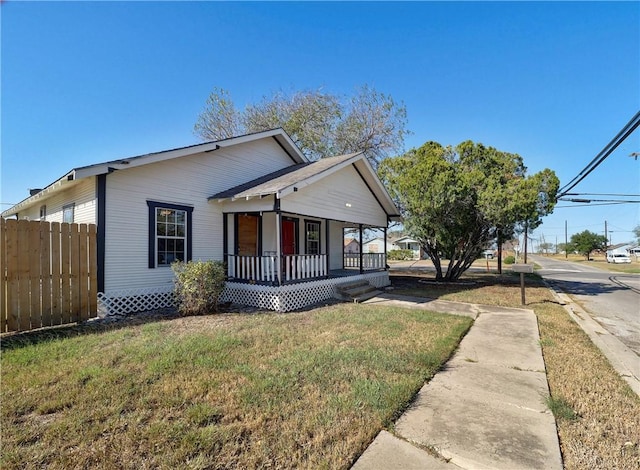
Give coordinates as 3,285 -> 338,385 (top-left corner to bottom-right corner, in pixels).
1,303 -> 470,469
389,271 -> 640,469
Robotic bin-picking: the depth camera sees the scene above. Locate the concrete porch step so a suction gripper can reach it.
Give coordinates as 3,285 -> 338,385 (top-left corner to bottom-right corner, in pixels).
337,280 -> 382,303
352,289 -> 382,303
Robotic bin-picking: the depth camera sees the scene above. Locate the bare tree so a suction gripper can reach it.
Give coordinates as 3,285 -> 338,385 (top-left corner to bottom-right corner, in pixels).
194,86 -> 409,166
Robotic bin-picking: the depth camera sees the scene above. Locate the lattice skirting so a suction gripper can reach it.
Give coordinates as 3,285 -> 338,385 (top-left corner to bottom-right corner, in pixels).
98,288 -> 175,317
99,272 -> 390,316
221,271 -> 390,312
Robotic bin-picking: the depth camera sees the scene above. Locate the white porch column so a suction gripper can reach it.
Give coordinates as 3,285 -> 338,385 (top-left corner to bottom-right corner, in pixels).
275,211 -> 282,285
383,226 -> 388,269
359,224 -> 364,274
325,219 -> 330,275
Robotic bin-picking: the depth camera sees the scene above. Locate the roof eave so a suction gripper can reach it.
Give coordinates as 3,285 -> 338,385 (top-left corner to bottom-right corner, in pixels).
1,170 -> 76,217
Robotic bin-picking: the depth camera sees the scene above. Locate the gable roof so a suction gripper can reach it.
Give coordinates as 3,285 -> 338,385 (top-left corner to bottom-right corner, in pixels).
395,236 -> 419,244
209,152 -> 400,217
3,129 -> 306,217
607,243 -> 633,250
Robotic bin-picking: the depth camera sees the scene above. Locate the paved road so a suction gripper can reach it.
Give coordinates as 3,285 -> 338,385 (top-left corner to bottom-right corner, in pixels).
531,255 -> 640,356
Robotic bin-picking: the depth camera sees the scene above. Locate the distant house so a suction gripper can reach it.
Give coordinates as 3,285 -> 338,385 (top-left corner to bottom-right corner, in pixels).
394,236 -> 423,259
606,243 -> 633,263
607,243 -> 633,255
2,128 -> 400,313
344,237 -> 360,254
628,245 -> 640,258
362,237 -> 399,254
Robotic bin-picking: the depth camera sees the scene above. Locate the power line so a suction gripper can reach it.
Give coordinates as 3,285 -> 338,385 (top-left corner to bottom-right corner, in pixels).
562,192 -> 640,197
559,198 -> 639,203
557,110 -> 640,197
555,201 -> 634,208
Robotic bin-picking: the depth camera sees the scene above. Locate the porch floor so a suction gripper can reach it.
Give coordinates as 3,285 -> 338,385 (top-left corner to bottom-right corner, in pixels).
329,268 -> 378,277
227,268 -> 386,286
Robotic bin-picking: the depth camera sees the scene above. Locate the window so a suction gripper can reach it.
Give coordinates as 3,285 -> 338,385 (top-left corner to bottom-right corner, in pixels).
305,221 -> 321,255
147,201 -> 193,268
39,205 -> 47,221
63,203 -> 74,223
156,207 -> 186,265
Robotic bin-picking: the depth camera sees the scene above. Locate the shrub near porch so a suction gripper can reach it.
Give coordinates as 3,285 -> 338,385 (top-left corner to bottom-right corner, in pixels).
1,304 -> 471,469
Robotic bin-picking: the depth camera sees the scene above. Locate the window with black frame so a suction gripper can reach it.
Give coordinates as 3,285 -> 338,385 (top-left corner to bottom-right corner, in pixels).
156,207 -> 186,265
305,221 -> 320,255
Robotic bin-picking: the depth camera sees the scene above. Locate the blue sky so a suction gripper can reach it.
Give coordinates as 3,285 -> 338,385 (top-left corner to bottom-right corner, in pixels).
2,1 -> 639,249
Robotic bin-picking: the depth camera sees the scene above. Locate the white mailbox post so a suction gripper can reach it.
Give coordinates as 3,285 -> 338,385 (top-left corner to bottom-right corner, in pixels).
511,264 -> 534,305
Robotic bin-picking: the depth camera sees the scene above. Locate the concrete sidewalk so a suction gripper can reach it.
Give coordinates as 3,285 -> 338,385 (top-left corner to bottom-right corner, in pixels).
352,294 -> 563,470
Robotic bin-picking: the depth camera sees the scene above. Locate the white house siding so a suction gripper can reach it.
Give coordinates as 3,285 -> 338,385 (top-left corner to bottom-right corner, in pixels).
280,164 -> 388,227
261,214 -> 277,254
15,179 -> 97,224
103,139 -> 295,293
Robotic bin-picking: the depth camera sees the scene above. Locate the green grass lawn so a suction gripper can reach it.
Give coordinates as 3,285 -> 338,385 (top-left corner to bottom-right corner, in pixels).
1,304 -> 471,469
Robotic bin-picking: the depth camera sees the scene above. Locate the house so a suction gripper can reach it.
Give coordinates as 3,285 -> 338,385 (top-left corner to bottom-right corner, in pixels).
344,238 -> 360,254
606,243 -> 633,263
2,129 -> 400,313
393,236 -> 423,259
362,237 -> 399,254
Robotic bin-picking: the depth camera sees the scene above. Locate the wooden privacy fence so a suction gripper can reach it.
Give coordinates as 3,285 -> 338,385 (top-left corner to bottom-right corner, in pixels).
0,219 -> 98,333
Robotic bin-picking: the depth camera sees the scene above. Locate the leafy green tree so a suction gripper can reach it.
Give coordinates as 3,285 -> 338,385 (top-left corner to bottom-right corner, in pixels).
379,141 -> 559,280
569,230 -> 607,260
194,85 -> 409,167
538,242 -> 554,254
633,225 -> 640,244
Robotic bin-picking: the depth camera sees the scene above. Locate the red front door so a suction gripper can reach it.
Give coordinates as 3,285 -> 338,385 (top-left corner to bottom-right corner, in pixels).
281,219 -> 296,255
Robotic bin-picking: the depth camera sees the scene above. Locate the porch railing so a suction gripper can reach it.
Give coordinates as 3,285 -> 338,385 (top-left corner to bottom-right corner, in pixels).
226,254 -> 327,283
227,255 -> 278,283
343,253 -> 387,270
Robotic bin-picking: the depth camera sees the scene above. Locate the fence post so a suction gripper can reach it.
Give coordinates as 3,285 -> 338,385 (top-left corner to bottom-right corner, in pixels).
60,223 -> 71,324
41,221 -> 52,327
50,222 -> 62,324
88,224 -> 98,315
79,224 -> 89,321
28,221 -> 42,329
70,223 -> 81,322
18,220 -> 31,331
5,220 -> 19,332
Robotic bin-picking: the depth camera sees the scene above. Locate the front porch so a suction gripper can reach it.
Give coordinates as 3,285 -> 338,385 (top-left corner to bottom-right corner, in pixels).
220,270 -> 390,312
97,267 -> 391,317
209,150 -> 400,312
223,209 -> 389,285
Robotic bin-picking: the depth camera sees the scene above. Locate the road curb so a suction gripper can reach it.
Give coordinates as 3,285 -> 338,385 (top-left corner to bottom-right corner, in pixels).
542,280 -> 640,396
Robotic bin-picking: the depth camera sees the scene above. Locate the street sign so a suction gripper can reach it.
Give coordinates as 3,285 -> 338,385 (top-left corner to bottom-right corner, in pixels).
512,264 -> 534,273
511,264 -> 533,305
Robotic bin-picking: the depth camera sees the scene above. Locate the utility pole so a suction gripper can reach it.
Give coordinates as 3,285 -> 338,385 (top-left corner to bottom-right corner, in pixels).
565,220 -> 568,259
605,220 -> 608,247
524,221 -> 528,264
